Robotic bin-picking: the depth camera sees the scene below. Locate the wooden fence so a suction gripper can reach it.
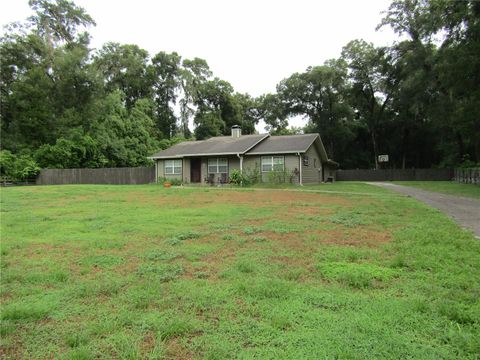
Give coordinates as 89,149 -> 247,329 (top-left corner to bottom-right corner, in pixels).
33,167 -> 480,185
36,167 -> 155,185
336,168 -> 453,182
454,168 -> 480,185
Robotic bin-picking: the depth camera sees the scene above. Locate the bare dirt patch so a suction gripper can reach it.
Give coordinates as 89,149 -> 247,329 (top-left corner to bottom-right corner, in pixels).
164,338 -> 194,360
139,331 -> 157,357
309,227 -> 391,247
125,189 -> 353,210
0,339 -> 24,360
269,254 -> 316,269
181,241 -> 239,280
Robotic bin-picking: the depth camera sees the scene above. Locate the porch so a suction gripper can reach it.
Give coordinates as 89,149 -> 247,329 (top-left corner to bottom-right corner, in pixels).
155,156 -> 241,185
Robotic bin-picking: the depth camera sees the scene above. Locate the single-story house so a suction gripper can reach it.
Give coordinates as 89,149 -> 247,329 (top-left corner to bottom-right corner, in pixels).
148,126 -> 338,185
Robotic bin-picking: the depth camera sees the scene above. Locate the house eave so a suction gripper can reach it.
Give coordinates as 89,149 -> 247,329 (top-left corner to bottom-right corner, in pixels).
326,159 -> 339,167
244,150 -> 307,156
149,152 -> 249,160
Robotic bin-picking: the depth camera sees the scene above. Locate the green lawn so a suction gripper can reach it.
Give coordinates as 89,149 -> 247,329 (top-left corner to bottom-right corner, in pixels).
253,181 -> 397,196
1,184 -> 479,359
392,181 -> 480,199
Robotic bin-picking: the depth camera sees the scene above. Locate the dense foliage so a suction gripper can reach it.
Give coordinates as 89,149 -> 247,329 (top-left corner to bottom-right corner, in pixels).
1,0 -> 479,177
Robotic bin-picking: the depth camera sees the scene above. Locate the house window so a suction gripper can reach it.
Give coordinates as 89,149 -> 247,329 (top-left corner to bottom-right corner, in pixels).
165,159 -> 182,175
303,156 -> 309,166
261,156 -> 284,172
314,158 -> 317,168
208,158 -> 228,173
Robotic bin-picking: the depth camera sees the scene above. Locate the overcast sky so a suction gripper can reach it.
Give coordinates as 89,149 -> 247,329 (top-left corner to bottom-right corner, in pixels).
1,0 -> 398,130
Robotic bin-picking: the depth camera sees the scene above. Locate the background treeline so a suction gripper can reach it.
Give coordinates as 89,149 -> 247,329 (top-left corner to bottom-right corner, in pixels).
1,0 -> 479,179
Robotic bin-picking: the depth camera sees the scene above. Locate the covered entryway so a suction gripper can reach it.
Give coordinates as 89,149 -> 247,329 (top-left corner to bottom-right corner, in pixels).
190,158 -> 201,183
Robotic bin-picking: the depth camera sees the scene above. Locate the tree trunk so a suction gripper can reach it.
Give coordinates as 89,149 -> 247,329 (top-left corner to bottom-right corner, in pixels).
328,141 -> 335,160
474,124 -> 480,163
401,128 -> 408,169
456,132 -> 465,163
371,130 -> 379,170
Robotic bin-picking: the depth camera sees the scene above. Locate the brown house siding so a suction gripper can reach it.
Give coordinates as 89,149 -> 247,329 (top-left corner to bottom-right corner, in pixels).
183,159 -> 190,183
301,144 -> 322,184
285,155 -> 301,185
243,155 -> 300,184
155,147 -> 326,185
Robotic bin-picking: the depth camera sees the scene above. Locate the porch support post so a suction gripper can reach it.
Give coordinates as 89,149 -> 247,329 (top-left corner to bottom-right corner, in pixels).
154,160 -> 158,183
298,153 -> 303,186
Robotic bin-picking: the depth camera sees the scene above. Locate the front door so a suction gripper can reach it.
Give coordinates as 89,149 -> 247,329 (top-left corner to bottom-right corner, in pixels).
190,158 -> 201,183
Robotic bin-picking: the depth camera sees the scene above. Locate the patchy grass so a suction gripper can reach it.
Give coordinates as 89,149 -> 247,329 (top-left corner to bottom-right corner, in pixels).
1,184 -> 479,359
251,181 -> 396,195
392,181 -> 480,199
317,262 -> 400,288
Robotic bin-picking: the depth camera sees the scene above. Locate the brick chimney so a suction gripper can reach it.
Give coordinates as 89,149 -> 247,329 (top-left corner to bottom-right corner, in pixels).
231,125 -> 241,138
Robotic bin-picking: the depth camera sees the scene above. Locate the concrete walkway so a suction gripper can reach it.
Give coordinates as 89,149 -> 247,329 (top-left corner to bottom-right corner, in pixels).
368,182 -> 480,238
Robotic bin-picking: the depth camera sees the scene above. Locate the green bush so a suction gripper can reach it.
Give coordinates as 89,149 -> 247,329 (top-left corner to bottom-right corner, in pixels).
229,169 -> 243,185
229,165 -> 261,186
267,168 -> 294,184
0,150 -> 16,177
0,150 -> 40,181
243,165 -> 261,185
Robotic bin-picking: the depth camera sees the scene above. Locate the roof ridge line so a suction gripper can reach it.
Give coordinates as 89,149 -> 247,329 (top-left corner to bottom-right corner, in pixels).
302,133 -> 320,152
242,133 -> 270,155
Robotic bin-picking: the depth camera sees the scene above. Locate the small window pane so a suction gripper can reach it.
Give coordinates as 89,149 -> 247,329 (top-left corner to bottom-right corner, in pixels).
165,160 -> 182,175
262,157 -> 273,165
261,156 -> 275,172
208,158 -> 228,173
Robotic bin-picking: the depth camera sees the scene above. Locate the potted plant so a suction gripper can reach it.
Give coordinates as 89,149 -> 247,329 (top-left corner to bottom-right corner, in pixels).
163,181 -> 172,188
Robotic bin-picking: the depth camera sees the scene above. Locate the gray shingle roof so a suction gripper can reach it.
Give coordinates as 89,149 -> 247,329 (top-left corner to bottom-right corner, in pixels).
245,134 -> 318,155
149,134 -> 268,159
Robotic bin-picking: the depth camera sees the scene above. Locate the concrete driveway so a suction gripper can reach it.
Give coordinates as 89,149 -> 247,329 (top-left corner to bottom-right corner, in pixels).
368,182 -> 480,239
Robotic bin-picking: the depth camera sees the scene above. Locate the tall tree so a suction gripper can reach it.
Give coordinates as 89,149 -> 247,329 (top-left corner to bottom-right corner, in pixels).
276,59 -> 354,161
28,0 -> 95,45
89,90 -> 158,167
386,40 -> 436,168
257,93 -> 289,134
180,58 -> 212,138
93,43 -> 153,109
1,0 -> 96,151
341,40 -> 397,169
380,0 -> 480,164
151,51 -> 181,138
193,77 -> 242,139
231,93 -> 261,135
